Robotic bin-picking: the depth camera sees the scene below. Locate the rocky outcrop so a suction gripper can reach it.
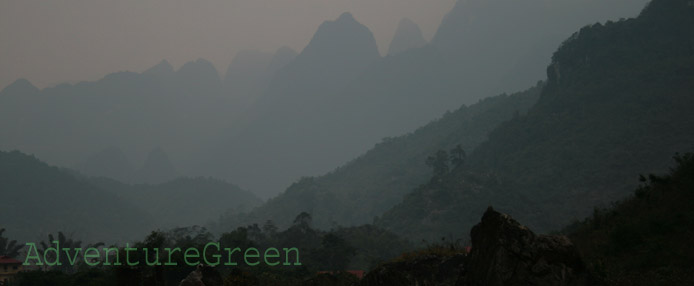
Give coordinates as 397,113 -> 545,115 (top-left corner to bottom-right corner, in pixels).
361,207 -> 593,285
462,207 -> 593,286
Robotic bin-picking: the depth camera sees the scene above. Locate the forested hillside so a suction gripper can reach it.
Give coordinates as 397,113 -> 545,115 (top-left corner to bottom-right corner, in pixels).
0,151 -> 153,242
378,0 -> 694,241
223,84 -> 541,230
566,152 -> 694,285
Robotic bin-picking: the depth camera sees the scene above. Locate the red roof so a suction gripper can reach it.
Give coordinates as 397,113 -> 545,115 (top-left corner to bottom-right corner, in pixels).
346,270 -> 365,279
0,256 -> 22,264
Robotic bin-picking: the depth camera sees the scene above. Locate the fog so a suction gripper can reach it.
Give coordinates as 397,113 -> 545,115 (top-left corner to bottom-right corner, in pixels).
0,0 -> 456,90
1,0 -> 665,245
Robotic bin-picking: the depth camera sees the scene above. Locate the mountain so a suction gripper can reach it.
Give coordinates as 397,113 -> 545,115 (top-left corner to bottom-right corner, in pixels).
205,12 -> 383,197
0,150 -> 153,242
431,0 -> 648,96
134,147 -> 179,184
265,46 -> 298,76
377,0 -> 694,242
0,57 -> 235,179
223,50 -> 273,109
0,78 -> 39,96
223,47 -> 298,112
142,59 -> 175,78
209,0 -> 649,198
90,176 -> 263,228
222,84 -> 541,229
387,18 -> 427,56
76,146 -> 135,183
566,152 -> 694,285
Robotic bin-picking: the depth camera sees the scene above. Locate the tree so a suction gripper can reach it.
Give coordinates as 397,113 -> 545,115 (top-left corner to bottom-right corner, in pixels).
39,232 -> 104,273
262,220 -> 278,237
426,150 -> 450,177
293,212 -> 313,228
316,233 -> 355,271
0,228 -> 23,258
450,144 -> 467,167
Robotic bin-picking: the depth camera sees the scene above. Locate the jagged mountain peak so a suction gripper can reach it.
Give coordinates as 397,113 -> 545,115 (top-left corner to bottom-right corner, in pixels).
77,147 -> 134,183
143,59 -> 174,77
136,147 -> 179,184
176,58 -> 221,85
1,78 -> 39,96
266,46 -> 298,74
336,12 -> 356,22
298,12 -> 380,64
224,50 -> 273,82
387,18 -> 427,56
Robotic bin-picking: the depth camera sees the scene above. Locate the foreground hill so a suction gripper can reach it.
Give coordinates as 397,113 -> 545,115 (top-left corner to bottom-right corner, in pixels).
223,84 -> 541,230
0,150 -> 153,242
89,177 -> 262,229
566,152 -> 694,285
377,0 -> 694,241
0,149 -> 262,243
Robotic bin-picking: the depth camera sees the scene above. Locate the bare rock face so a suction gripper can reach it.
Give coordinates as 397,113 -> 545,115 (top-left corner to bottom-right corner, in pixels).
462,207 -> 593,286
179,265 -> 223,286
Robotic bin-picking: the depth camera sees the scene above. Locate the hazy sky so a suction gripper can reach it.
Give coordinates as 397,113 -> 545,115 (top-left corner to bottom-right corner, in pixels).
0,0 -> 457,90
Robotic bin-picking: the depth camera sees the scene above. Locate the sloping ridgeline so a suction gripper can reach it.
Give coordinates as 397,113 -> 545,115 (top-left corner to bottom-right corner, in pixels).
378,0 -> 694,242
89,176 -> 262,229
223,84 -> 541,230
0,150 -> 153,242
566,152 -> 694,285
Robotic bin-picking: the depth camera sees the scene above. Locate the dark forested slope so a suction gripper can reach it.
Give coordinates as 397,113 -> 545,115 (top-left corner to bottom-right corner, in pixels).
378,0 -> 694,241
0,150 -> 153,242
223,84 -> 541,230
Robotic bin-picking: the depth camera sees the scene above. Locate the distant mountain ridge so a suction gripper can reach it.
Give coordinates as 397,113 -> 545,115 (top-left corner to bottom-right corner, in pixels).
0,150 -> 153,242
0,149 -> 263,242
222,84 -> 542,229
387,18 -> 427,56
204,12 -> 384,197
377,0 -> 694,241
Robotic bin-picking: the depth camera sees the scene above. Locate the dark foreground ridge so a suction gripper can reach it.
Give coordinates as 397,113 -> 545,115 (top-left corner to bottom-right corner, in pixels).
463,207 -> 593,286
360,207 -> 592,286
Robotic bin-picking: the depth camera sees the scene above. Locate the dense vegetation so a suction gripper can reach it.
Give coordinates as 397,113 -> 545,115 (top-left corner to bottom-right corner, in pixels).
565,152 -> 694,285
377,0 -> 694,241
223,84 -> 541,230
7,213 -> 410,286
0,151 -> 153,242
0,150 -> 261,242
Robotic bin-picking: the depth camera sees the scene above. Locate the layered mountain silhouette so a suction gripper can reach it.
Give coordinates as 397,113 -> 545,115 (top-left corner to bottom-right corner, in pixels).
133,147 -> 179,184
0,150 -> 153,242
142,59 -> 175,78
223,47 -> 298,111
205,12 -> 383,196
90,176 -> 262,228
0,57 -> 236,176
387,18 -> 427,56
223,0 -> 685,236
0,78 -> 39,96
0,149 -> 262,242
377,0 -> 694,241
223,84 -> 542,229
0,0 -> 652,208
205,1 -> 647,196
76,147 -> 135,183
265,46 -> 298,77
